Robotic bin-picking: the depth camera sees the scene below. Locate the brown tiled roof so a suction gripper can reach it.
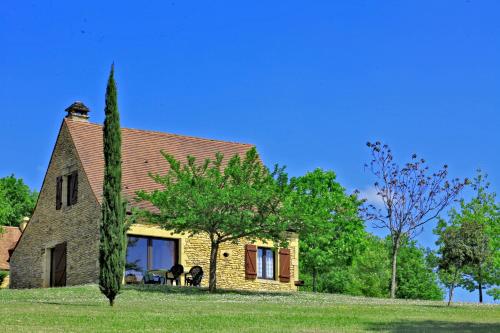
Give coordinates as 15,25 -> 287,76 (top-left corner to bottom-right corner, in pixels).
65,119 -> 254,211
0,227 -> 22,270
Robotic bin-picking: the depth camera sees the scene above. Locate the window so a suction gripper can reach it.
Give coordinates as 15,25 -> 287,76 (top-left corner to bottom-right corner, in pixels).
257,248 -> 275,280
125,236 -> 178,282
56,176 -> 63,210
66,171 -> 78,206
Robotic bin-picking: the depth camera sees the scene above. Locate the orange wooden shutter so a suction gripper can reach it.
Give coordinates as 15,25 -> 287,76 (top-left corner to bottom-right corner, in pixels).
56,176 -> 63,210
279,248 -> 291,283
245,244 -> 257,279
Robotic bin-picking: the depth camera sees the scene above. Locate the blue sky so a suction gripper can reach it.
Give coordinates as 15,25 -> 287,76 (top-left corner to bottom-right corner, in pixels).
1,1 -> 498,302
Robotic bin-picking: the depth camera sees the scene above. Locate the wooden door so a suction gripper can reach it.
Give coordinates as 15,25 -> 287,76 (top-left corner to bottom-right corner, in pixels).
51,242 -> 67,287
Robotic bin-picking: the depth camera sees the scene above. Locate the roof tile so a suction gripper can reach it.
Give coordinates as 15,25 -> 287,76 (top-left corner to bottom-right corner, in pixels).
65,119 -> 254,211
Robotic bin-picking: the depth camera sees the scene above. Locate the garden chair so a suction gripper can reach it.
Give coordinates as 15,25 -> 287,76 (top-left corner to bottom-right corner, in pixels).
166,264 -> 184,286
184,266 -> 203,287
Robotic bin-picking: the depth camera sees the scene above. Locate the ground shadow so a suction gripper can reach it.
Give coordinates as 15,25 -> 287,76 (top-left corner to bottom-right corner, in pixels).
125,284 -> 294,297
33,301 -> 98,307
366,320 -> 500,333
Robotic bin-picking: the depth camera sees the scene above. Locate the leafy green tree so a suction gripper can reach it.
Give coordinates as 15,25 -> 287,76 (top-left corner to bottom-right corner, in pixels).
0,175 -> 38,228
364,142 -> 466,298
435,219 -> 482,305
487,287 -> 500,301
343,235 -> 391,298
99,64 -> 127,306
300,234 -> 442,300
395,240 -> 443,300
137,148 -> 298,292
286,169 -> 365,292
441,171 -> 499,303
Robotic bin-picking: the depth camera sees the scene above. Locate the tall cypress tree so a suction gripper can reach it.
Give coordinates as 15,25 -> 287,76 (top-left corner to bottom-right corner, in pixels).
99,64 -> 126,306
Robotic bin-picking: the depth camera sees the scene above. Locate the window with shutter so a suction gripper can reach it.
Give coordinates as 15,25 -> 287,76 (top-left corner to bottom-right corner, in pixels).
56,176 -> 63,210
70,171 -> 78,205
67,171 -> 78,206
257,247 -> 275,280
278,248 -> 291,283
245,244 -> 257,279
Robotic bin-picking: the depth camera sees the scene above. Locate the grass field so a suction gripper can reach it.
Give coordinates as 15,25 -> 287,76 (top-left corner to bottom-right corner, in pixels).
0,285 -> 498,332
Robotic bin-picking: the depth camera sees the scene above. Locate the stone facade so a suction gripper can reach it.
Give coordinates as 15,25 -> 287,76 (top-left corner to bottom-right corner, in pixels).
129,224 -> 299,292
10,122 -> 101,288
10,118 -> 299,292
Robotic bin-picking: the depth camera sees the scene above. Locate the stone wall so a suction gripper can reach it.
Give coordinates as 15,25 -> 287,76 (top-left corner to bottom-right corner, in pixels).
9,122 -> 101,288
128,224 -> 299,292
184,233 -> 299,292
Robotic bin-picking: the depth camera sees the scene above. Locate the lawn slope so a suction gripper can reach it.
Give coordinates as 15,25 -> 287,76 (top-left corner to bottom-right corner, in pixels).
0,285 -> 498,332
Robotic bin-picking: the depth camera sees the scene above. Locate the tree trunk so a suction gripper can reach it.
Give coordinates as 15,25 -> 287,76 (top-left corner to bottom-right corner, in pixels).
312,268 -> 318,292
478,266 -> 483,303
447,283 -> 455,306
390,240 -> 400,299
478,281 -> 483,303
208,241 -> 219,293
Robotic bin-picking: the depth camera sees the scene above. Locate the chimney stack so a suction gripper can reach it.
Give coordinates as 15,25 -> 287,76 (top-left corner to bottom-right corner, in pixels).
65,101 -> 90,122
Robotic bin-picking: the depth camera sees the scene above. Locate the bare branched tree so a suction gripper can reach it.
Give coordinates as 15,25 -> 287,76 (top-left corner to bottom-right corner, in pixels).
364,141 -> 467,298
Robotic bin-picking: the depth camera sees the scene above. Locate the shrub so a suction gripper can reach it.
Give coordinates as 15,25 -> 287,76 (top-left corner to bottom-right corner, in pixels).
0,270 -> 8,285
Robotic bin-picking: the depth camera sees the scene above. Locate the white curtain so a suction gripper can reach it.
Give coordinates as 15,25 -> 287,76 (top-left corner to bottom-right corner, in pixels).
265,249 -> 274,279
257,249 -> 263,278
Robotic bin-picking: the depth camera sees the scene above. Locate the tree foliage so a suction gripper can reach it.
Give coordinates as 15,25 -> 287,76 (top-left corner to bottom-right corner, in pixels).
364,141 -> 466,298
137,147 -> 298,292
436,170 -> 499,303
0,175 -> 38,228
99,64 -> 127,306
395,240 -> 443,300
286,169 -> 365,291
300,235 -> 442,300
340,235 -> 391,298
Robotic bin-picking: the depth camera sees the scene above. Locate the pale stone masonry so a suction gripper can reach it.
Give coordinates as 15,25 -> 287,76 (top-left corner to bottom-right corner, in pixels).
10,123 -> 101,288
10,103 -> 299,291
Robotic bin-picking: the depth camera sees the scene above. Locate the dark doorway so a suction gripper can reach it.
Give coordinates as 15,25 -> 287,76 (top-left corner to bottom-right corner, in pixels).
50,242 -> 67,287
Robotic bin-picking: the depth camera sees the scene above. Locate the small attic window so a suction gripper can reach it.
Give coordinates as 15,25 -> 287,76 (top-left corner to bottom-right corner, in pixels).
66,171 -> 78,206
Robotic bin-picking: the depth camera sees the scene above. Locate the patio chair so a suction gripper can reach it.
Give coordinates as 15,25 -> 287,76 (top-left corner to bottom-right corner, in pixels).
184,266 -> 203,287
166,264 -> 184,286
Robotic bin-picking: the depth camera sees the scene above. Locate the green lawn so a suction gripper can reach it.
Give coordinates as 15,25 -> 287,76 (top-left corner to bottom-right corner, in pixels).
0,285 -> 498,332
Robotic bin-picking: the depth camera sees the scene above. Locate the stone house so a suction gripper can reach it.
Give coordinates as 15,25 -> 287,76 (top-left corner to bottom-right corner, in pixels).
0,226 -> 23,288
10,102 -> 299,291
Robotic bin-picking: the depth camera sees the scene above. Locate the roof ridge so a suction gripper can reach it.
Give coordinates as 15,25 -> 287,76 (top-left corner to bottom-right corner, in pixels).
65,118 -> 254,147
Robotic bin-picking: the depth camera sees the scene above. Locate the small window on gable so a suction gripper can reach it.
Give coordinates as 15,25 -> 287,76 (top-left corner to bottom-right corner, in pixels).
66,171 -> 78,206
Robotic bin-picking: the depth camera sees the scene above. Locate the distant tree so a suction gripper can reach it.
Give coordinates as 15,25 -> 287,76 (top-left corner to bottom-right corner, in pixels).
442,171 -> 500,303
343,235 -> 391,298
137,148 -> 299,293
487,287 -> 500,301
435,219 -> 483,305
99,64 -> 127,306
364,142 -> 466,298
395,240 -> 442,300
0,175 -> 38,228
286,169 -> 365,292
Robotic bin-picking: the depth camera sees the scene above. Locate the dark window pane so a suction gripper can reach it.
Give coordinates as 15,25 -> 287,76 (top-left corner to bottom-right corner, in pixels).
151,239 -> 176,270
126,237 -> 148,282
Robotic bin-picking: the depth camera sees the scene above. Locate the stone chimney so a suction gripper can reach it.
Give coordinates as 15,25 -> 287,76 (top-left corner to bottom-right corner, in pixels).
19,217 -> 29,232
65,101 -> 90,122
